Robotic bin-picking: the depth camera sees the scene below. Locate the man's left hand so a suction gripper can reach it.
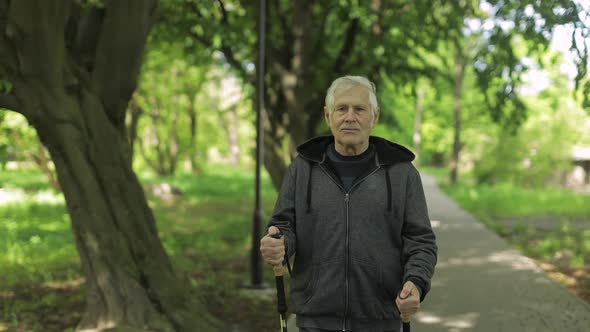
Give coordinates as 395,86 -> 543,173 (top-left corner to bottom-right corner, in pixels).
395,280 -> 421,322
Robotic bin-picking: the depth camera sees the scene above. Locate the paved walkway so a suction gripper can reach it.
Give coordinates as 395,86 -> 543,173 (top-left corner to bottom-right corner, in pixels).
287,173 -> 590,331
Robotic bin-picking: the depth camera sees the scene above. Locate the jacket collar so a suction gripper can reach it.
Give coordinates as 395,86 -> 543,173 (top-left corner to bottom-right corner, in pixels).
296,135 -> 415,165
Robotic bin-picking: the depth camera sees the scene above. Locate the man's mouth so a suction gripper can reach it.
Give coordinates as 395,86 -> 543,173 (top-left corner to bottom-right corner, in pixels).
341,128 -> 359,131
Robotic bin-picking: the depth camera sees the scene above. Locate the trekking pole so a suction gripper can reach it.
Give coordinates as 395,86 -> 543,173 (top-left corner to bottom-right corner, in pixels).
403,321 -> 411,332
270,232 -> 288,332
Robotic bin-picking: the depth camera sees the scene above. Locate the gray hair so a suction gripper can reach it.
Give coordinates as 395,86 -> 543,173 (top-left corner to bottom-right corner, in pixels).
324,76 -> 379,118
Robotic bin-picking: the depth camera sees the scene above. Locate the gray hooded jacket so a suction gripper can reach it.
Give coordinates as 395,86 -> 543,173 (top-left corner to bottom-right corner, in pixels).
267,135 -> 437,331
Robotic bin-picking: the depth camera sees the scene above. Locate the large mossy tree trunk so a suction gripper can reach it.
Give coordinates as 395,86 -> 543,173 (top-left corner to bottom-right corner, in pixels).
0,1 -> 218,331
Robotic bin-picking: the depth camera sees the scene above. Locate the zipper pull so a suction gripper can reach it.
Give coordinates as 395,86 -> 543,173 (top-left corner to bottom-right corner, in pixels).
345,193 -> 349,203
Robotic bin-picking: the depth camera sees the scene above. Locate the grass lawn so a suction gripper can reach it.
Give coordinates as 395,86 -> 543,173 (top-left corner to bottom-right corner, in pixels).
420,166 -> 590,304
0,166 -> 285,331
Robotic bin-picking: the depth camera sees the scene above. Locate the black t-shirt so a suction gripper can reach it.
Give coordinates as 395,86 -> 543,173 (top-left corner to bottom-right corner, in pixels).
326,142 -> 376,192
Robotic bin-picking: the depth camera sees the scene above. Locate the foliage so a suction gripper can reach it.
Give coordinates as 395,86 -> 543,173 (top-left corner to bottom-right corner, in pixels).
134,42 -> 208,174
470,53 -> 589,186
0,113 -> 39,169
473,0 -> 589,130
157,0 -> 483,188
133,41 -> 258,175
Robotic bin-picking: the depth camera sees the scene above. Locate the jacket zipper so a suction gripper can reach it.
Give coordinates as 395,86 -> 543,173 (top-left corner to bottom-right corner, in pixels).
344,192 -> 350,332
318,163 -> 381,331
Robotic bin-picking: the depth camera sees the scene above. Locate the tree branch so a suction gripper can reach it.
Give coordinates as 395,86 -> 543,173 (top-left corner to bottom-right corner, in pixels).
188,1 -> 252,84
72,6 -> 105,71
217,0 -> 253,83
215,0 -> 228,24
271,0 -> 292,54
137,134 -> 160,174
221,44 -> 251,82
308,10 -> 328,62
267,0 -> 291,69
332,18 -> 359,73
91,0 -> 158,130
3,1 -> 71,91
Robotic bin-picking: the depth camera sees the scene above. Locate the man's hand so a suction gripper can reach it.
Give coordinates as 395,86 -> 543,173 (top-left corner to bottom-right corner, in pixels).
395,280 -> 421,322
260,226 -> 285,266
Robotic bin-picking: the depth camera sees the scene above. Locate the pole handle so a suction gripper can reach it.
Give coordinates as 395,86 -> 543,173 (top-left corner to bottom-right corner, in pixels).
270,231 -> 285,276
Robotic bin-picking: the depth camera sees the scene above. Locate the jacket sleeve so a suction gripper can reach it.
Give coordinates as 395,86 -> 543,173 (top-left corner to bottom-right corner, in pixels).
265,161 -> 297,262
402,165 -> 438,302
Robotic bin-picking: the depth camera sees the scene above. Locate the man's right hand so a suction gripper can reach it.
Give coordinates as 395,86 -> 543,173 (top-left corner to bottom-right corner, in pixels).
260,226 -> 285,266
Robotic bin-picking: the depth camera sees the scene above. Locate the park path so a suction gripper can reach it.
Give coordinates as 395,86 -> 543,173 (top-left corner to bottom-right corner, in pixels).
287,172 -> 590,331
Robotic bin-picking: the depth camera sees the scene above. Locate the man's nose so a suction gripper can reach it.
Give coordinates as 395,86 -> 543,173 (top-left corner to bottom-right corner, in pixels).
343,108 -> 356,121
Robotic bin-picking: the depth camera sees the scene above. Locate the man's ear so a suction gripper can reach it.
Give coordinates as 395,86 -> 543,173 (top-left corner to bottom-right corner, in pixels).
371,109 -> 380,128
324,106 -> 330,125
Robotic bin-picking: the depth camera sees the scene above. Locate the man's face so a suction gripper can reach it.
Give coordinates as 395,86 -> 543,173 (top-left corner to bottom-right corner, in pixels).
325,85 -> 378,151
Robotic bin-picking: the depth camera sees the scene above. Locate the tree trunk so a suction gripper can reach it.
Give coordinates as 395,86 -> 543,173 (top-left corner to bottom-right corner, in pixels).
142,102 -> 168,176
262,92 -> 291,190
33,89 -> 218,332
413,85 -> 424,165
450,54 -> 466,185
187,95 -> 200,174
153,105 -> 167,175
0,1 -> 219,330
141,101 -> 179,176
263,132 -> 289,190
169,105 -> 179,175
138,133 -> 162,176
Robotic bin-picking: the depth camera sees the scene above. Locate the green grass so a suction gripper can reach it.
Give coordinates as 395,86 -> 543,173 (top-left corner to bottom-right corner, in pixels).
0,168 -> 52,191
439,182 -> 590,219
0,199 -> 79,288
420,166 -> 590,219
0,165 -> 282,331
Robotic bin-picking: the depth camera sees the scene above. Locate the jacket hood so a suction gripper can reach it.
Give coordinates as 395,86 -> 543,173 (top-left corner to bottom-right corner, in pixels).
296,135 -> 415,165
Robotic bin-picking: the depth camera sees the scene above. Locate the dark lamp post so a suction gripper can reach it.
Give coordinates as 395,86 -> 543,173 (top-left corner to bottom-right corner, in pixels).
251,0 -> 266,288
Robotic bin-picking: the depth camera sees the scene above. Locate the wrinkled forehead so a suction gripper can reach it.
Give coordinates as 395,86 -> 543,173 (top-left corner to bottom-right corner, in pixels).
333,85 -> 370,106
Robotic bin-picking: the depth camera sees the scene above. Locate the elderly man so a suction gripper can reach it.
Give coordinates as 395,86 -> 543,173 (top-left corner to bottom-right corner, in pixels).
260,76 -> 437,332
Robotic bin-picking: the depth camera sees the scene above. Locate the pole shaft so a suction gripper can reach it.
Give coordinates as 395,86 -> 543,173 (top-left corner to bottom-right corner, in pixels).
251,0 -> 267,287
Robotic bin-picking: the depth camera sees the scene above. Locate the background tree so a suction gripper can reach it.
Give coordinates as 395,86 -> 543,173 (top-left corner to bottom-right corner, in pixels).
430,0 -> 588,184
161,0 -> 589,190
163,0 -> 469,189
135,43 -> 208,176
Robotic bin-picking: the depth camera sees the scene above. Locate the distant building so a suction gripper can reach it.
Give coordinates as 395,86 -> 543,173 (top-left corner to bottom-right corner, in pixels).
571,146 -> 590,185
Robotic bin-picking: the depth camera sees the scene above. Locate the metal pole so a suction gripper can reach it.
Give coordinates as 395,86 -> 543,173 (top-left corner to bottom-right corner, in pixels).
251,0 -> 266,287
